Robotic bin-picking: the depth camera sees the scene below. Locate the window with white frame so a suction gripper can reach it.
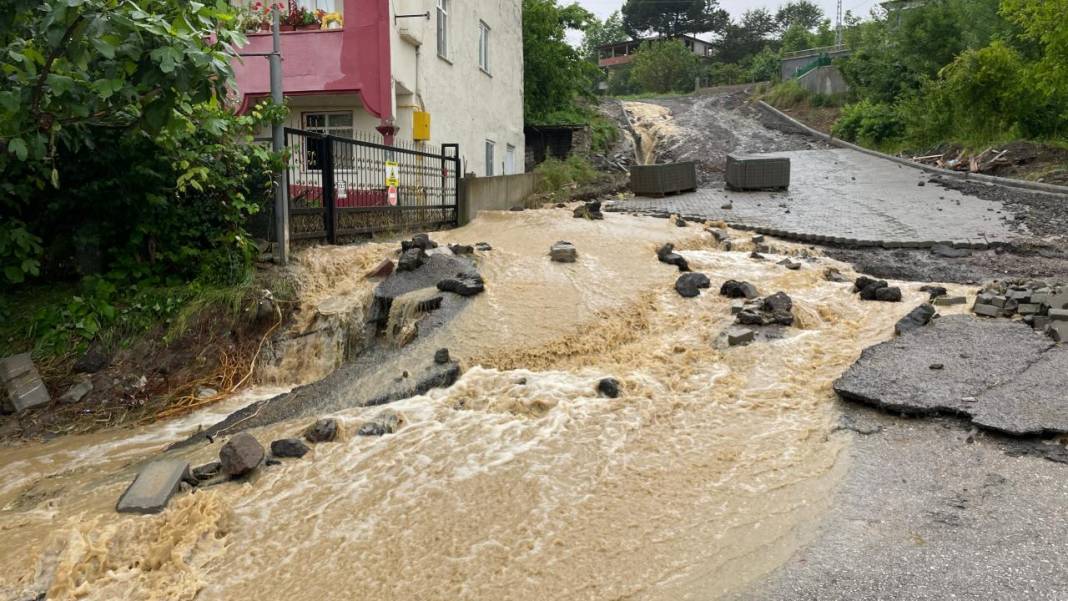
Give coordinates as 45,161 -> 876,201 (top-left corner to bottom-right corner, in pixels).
436,0 -> 449,58
505,144 -> 515,174
478,21 -> 490,73
485,140 -> 495,176
294,0 -> 337,13
304,111 -> 353,138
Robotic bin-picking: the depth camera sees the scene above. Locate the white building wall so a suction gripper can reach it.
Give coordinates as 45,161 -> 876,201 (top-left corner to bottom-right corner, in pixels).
391,0 -> 525,175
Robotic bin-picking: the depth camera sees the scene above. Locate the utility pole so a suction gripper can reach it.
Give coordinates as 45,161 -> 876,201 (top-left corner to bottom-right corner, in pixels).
835,0 -> 843,47
270,6 -> 288,265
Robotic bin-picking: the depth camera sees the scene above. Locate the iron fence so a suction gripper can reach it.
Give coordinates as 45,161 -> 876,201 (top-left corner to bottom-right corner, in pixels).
284,128 -> 460,242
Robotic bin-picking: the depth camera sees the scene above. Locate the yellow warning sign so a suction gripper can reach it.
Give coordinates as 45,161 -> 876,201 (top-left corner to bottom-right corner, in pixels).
384,161 -> 399,187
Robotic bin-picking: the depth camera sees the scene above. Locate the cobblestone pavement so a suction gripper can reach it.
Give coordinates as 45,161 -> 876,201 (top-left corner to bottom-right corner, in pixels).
608,148 -> 1023,247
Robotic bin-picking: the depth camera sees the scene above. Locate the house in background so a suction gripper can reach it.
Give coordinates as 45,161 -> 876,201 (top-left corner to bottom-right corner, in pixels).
597,35 -> 713,69
233,0 -> 525,176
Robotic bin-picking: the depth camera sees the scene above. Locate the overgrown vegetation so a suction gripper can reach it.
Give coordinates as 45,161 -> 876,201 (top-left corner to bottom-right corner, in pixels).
0,0 -> 285,364
533,155 -> 600,192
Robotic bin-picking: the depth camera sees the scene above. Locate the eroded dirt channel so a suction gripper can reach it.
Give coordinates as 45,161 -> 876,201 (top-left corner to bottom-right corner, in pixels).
0,209 -> 984,601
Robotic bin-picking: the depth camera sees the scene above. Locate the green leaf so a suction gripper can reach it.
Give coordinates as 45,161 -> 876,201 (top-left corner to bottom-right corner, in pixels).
8,138 -> 27,160
3,266 -> 25,283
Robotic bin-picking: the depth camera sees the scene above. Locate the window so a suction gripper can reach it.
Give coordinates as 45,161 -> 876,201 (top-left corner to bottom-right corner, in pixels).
294,0 -> 336,13
436,0 -> 448,58
485,140 -> 495,176
505,144 -> 515,174
478,21 -> 490,73
303,111 -> 353,169
304,111 -> 353,138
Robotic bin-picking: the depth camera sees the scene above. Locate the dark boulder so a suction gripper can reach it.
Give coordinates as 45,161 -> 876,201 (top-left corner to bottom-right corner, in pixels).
304,418 -> 339,443
919,285 -> 948,299
73,346 -> 109,374
675,272 -> 711,298
402,233 -> 437,251
270,438 -> 310,458
674,216 -> 687,227
737,310 -> 767,326
824,267 -> 850,283
357,409 -> 403,436
437,273 -> 485,296
596,377 -> 621,398
192,461 -> 222,482
763,292 -> 793,314
859,280 -> 889,300
656,243 -> 690,272
448,244 -> 474,255
220,433 -> 264,477
875,286 -> 903,302
475,242 -> 493,251
397,248 -> 427,272
434,348 -> 451,364
720,280 -> 759,299
550,241 -> 578,263
365,258 -> 395,279
573,201 -> 604,220
895,303 -> 936,336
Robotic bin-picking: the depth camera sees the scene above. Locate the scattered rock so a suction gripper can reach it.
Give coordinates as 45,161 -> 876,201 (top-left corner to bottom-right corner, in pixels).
116,460 -> 191,514
752,235 -> 765,244
437,273 -> 485,296
397,247 -> 427,272
365,258 -> 395,279
192,462 -> 222,481
358,409 -> 403,436
874,286 -> 903,302
402,233 -> 437,251
749,251 -> 765,260
58,378 -> 93,404
824,267 -> 850,283
447,244 -> 474,255
73,346 -> 109,374
655,243 -> 690,272
510,205 -> 525,212
720,280 -> 759,299
763,292 -> 795,325
919,285 -> 948,298
895,303 -> 936,335
304,418 -> 339,443
550,241 -> 578,263
270,438 -> 310,458
220,433 -> 264,477
930,363 -> 944,370
674,216 -> 687,227
573,201 -> 604,220
675,272 -> 711,298
434,348 -> 451,364
777,258 -> 801,270
933,295 -> 967,306
725,326 -> 755,347
721,202 -> 733,210
596,377 -> 621,398
474,242 -> 493,251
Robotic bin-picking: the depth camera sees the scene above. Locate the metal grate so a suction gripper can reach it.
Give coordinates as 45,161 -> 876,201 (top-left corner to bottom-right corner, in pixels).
284,128 -> 460,242
629,161 -> 698,197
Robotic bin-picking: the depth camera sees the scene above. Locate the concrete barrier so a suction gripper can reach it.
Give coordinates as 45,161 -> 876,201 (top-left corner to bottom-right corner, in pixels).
458,172 -> 540,225
756,100 -> 1068,196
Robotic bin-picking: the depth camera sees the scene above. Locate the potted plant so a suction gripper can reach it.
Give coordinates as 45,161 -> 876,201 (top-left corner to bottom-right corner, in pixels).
282,0 -> 320,30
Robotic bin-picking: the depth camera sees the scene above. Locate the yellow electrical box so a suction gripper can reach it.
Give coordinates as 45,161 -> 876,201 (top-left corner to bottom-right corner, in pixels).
412,111 -> 431,141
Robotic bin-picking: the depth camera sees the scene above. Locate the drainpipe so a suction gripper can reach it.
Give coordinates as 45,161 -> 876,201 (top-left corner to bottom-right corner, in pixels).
270,7 -> 288,264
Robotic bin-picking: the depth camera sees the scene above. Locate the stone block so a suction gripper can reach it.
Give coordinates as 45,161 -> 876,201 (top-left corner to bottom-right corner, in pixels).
1047,290 -> 1068,310
1049,309 -> 1068,321
725,327 -> 755,347
933,296 -> 966,306
1017,303 -> 1040,316
116,460 -> 191,514
0,353 -> 50,412
1033,316 -> 1050,331
1048,321 -> 1068,342
973,304 -> 1001,317
990,296 -> 1008,308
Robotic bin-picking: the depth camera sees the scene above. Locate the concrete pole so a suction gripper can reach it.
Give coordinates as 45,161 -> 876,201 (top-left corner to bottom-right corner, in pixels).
270,6 -> 289,265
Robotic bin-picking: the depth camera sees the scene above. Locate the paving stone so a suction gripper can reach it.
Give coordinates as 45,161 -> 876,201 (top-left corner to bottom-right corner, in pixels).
0,353 -> 50,412
973,304 -> 1001,317
725,327 -> 756,347
1048,321 -> 1068,342
116,460 -> 191,514
1049,309 -> 1068,321
932,296 -> 966,306
1017,303 -> 1040,315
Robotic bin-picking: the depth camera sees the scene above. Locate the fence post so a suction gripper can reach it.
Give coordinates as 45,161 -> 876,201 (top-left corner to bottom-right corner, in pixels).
322,135 -> 337,244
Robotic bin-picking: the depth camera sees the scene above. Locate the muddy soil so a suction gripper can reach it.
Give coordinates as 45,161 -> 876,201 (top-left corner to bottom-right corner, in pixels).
823,245 -> 1068,284
930,176 -> 1068,244
614,88 -> 828,185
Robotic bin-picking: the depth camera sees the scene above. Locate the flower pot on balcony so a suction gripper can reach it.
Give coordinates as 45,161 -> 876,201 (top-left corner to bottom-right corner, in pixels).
280,24 -> 296,31
297,23 -> 320,30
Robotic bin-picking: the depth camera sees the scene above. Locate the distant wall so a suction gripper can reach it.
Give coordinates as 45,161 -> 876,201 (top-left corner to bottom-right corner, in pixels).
780,48 -> 852,81
797,65 -> 850,96
458,172 -> 540,225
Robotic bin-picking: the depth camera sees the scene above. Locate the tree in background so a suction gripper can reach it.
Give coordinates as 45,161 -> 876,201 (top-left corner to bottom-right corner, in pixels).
631,40 -> 700,93
713,8 -> 777,64
1001,0 -> 1068,118
780,22 -> 815,53
621,0 -> 729,39
522,0 -> 595,122
581,11 -> 628,62
775,1 -> 823,33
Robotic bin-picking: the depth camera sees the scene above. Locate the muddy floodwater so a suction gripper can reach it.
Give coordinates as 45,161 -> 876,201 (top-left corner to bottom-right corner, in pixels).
0,209 -> 975,601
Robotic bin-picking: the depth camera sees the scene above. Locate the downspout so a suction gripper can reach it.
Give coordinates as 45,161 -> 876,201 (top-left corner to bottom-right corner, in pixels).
375,0 -> 398,145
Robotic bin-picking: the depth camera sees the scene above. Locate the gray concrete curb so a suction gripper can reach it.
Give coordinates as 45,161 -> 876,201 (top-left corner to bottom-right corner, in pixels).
756,100 -> 1068,197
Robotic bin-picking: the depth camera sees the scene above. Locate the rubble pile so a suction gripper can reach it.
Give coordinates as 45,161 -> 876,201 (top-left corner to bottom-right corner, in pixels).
972,281 -> 1068,341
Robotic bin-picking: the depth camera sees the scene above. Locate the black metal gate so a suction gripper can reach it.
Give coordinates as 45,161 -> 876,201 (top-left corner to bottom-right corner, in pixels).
284,128 -> 460,242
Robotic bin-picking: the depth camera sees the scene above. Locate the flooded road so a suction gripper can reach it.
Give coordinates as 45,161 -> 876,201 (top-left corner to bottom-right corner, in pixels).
0,210 -> 974,601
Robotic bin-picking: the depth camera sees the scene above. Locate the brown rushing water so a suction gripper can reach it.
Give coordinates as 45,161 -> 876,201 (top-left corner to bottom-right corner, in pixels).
0,209 -> 975,601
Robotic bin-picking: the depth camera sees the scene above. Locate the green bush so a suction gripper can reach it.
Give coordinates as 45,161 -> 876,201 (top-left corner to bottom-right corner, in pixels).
763,80 -> 809,108
534,156 -> 599,192
706,62 -> 747,86
832,99 -> 904,147
631,40 -> 700,94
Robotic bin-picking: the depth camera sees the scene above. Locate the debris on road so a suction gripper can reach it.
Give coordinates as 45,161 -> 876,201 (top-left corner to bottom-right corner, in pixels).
675,272 -> 711,298
116,459 -> 191,514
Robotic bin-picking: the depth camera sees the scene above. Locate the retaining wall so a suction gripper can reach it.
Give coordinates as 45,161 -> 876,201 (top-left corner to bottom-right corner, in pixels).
797,65 -> 849,96
458,172 -> 541,225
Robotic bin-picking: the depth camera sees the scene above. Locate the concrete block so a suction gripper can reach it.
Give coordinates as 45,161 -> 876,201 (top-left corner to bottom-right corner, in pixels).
725,327 -> 755,347
1007,289 -> 1032,301
1049,309 -> 1068,321
1048,321 -> 1068,342
1033,316 -> 1050,331
933,296 -> 967,306
1017,303 -> 1040,316
0,353 -> 50,412
1047,291 -> 1068,310
116,460 -> 191,514
990,296 -> 1008,308
973,304 -> 1001,318
730,301 -> 744,315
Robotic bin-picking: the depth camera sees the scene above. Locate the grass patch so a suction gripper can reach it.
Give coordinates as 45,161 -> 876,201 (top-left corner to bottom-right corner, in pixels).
534,155 -> 600,193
